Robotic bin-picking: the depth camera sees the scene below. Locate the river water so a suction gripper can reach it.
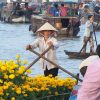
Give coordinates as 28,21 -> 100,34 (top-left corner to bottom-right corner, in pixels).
0,22 -> 100,78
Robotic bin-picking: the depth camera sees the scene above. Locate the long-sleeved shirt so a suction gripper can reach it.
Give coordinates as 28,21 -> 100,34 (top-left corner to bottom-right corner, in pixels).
84,20 -> 97,37
30,37 -> 59,70
77,59 -> 100,100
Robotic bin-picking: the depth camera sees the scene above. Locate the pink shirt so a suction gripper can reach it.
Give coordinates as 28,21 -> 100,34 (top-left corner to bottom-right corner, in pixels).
77,60 -> 100,100
60,7 -> 67,17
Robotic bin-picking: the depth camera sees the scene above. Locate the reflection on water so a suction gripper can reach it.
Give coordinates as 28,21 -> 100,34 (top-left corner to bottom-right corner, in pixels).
0,22 -> 100,78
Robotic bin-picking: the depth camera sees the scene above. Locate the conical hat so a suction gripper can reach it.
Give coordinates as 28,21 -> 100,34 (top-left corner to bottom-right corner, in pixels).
36,22 -> 58,33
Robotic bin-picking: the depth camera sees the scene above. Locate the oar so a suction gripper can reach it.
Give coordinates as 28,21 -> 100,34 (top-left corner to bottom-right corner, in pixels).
92,22 -> 99,46
23,45 -> 52,73
93,28 -> 97,46
77,42 -> 87,57
30,49 -> 83,82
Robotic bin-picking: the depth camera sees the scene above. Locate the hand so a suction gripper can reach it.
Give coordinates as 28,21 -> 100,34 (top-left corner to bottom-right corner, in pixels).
26,45 -> 32,50
47,41 -> 53,46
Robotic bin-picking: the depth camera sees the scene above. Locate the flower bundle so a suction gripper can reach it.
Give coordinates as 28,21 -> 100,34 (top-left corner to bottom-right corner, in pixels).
0,55 -> 76,100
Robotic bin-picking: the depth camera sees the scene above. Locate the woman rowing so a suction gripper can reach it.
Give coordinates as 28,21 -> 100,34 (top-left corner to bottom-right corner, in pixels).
26,22 -> 59,77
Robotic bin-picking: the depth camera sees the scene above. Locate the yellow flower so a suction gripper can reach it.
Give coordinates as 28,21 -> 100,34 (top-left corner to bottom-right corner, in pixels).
11,97 -> 15,100
48,74 -> 53,78
26,69 -> 31,74
9,74 -> 15,79
17,60 -> 21,63
16,54 -> 20,59
55,91 -> 59,96
0,89 -> 4,96
0,97 -> 5,100
28,88 -> 33,92
3,85 -> 9,90
17,69 -> 24,74
0,79 -> 3,83
24,94 -> 28,97
68,86 -> 73,89
9,70 -> 14,73
4,75 -> 8,79
23,60 -> 28,64
16,88 -> 21,94
1,65 -> 6,71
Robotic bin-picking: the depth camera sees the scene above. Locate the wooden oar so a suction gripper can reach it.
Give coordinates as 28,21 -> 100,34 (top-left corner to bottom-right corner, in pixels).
23,45 -> 52,73
92,22 -> 99,46
77,42 -> 87,57
30,49 -> 83,82
93,28 -> 97,46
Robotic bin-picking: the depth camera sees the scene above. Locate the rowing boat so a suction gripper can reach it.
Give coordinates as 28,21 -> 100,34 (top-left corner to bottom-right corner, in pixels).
64,50 -> 96,59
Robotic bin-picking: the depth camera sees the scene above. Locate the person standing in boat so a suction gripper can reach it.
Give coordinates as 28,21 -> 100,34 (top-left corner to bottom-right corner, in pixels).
82,15 -> 97,55
26,22 -> 59,77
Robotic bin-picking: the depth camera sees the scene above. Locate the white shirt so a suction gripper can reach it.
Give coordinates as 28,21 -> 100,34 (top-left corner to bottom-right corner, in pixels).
79,55 -> 99,69
84,20 -> 97,37
30,37 -> 59,70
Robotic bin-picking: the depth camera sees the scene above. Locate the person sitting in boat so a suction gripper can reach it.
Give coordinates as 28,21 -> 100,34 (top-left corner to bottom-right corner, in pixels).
26,22 -> 59,77
77,44 -> 100,100
82,15 -> 97,55
79,44 -> 100,77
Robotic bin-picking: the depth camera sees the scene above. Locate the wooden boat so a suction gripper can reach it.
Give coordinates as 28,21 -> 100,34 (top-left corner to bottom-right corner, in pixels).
0,2 -> 31,23
64,50 -> 96,59
11,16 -> 29,23
30,15 -> 80,38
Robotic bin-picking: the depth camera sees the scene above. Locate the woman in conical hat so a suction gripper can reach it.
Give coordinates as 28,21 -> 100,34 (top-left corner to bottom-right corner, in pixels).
36,22 -> 58,37
26,22 -> 59,77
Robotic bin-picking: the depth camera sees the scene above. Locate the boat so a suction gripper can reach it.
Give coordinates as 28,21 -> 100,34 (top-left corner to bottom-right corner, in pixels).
30,2 -> 81,38
11,16 -> 29,23
64,50 -> 96,59
0,1 -> 33,23
30,15 -> 80,37
69,85 -> 81,100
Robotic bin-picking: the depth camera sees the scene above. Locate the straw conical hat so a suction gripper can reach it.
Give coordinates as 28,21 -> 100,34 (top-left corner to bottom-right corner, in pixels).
36,22 -> 58,33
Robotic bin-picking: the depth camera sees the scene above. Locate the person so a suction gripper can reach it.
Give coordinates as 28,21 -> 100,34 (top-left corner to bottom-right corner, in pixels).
60,3 -> 68,28
77,44 -> 100,100
82,15 -> 97,55
26,22 -> 59,77
94,4 -> 100,14
49,3 -> 60,17
79,44 -> 100,77
60,3 -> 67,17
78,3 -> 84,17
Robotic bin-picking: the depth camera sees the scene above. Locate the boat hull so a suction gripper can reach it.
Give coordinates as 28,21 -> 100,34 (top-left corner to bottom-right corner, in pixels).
64,50 -> 96,59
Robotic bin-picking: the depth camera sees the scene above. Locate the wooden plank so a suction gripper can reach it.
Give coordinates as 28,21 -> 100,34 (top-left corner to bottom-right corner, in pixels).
43,16 -> 78,19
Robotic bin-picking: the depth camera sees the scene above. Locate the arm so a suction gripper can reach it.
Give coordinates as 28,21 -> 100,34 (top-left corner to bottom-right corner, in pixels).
30,38 -> 39,49
47,38 -> 59,50
26,38 -> 39,50
93,21 -> 99,27
86,21 -> 92,28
